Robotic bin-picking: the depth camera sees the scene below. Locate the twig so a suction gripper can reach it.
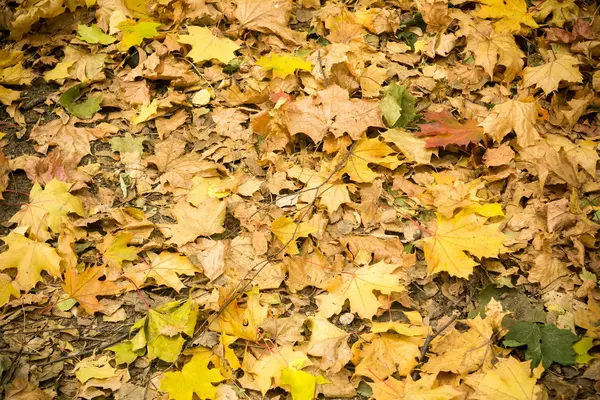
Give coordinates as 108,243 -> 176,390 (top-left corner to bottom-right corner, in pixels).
316,50 -> 328,86
411,310 -> 460,380
37,331 -> 130,366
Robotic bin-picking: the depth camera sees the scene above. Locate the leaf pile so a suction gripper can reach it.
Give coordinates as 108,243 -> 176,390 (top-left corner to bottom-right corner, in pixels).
0,0 -> 600,399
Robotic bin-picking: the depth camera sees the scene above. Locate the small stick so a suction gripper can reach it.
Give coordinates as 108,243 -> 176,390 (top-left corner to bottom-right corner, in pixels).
37,331 -> 130,366
317,50 -> 328,86
411,310 -> 460,380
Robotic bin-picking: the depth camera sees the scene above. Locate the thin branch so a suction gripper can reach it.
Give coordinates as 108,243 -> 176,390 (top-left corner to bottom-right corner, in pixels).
37,331 -> 130,366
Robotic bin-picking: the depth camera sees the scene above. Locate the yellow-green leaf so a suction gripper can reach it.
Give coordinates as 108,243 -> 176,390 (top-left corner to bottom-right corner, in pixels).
256,53 -> 312,79
117,19 -> 160,52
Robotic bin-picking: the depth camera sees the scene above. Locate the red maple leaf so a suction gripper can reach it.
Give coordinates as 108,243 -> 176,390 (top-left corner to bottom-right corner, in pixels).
415,110 -> 484,149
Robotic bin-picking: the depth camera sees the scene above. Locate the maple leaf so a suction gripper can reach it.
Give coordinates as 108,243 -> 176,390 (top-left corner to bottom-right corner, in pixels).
271,216 -> 317,255
130,298 -> 198,362
116,19 -> 160,51
160,351 -> 225,400
162,199 -> 227,247
256,53 -> 312,79
74,355 -> 117,384
369,374 -> 461,400
0,85 -> 21,106
110,132 -> 145,156
9,178 -> 85,241
306,317 -> 352,372
415,110 -> 484,148
0,232 -> 62,291
178,26 -> 240,64
474,0 -> 538,33
0,273 -> 20,307
522,53 -> 582,94
458,20 -> 525,82
0,50 -> 36,85
534,0 -> 579,28
337,136 -> 399,183
479,99 -> 540,148
379,83 -> 416,128
281,368 -> 329,400
131,99 -> 158,125
464,357 -> 547,399
283,85 -> 384,143
235,0 -> 305,44
316,261 -> 405,319
381,128 -> 435,164
97,232 -> 139,273
77,24 -> 116,44
210,287 -> 268,341
352,333 -> 422,380
422,208 -> 505,278
59,84 -> 103,119
63,265 -> 121,314
124,251 -> 199,292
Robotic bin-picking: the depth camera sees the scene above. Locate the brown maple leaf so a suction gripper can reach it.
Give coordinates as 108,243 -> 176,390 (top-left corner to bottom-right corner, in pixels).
415,110 -> 484,148
63,265 -> 122,314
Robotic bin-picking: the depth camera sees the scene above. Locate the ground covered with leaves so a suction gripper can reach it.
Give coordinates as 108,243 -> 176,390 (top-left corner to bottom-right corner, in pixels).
0,0 -> 600,399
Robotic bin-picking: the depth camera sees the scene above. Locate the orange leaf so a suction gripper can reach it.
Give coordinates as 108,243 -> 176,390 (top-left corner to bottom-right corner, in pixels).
415,110 -> 484,148
63,266 -> 121,314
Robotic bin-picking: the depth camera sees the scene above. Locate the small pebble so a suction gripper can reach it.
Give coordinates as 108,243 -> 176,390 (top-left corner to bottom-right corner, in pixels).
339,313 -> 355,326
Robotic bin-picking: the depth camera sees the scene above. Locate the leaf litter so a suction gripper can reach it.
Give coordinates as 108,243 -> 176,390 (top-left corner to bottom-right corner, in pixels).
0,0 -> 600,399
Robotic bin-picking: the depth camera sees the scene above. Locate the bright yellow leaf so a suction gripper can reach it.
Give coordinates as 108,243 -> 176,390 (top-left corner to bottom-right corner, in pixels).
178,26 -> 240,64
247,345 -> 312,395
474,0 -> 538,33
0,232 -> 62,291
256,53 -> 312,79
316,261 -> 405,319
160,350 -> 225,400
210,287 -> 268,341
271,216 -> 317,255
352,333 -> 422,380
97,232 -> 139,273
9,178 -> 85,241
0,273 -> 20,307
338,136 -> 399,183
422,208 -> 504,278
132,99 -> 158,124
281,368 -> 329,400
123,251 -> 199,292
116,19 -> 160,52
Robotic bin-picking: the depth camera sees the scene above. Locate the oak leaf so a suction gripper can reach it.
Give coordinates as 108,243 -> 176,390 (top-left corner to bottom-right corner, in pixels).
522,53 -> 582,94
474,0 -> 538,33
316,261 -> 406,319
0,232 -> 62,291
479,99 -> 540,147
9,178 -> 85,242
464,357 -> 546,399
283,85 -> 384,143
415,110 -> 484,148
160,351 -> 225,400
178,26 -> 240,64
97,232 -> 139,273
63,265 -> 121,314
422,208 -> 505,278
124,251 -> 199,292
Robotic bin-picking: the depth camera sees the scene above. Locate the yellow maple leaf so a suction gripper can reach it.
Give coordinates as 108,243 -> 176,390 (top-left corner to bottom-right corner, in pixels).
465,357 -> 546,399
0,232 -> 62,291
97,232 -> 139,273
534,0 -> 578,28
0,273 -> 20,307
306,316 -> 352,372
131,99 -> 158,125
369,373 -> 461,400
178,26 -> 240,64
163,199 -> 227,247
422,208 -> 504,278
210,287 -> 268,341
9,178 -> 85,241
338,136 -> 399,183
522,53 -> 582,94
246,345 -> 312,395
63,265 -> 122,314
316,261 -> 405,319
352,333 -> 422,380
474,0 -> 538,33
123,251 -> 199,292
479,99 -> 540,148
271,216 -> 317,255
256,53 -> 312,79
382,128 -> 436,164
160,350 -> 225,400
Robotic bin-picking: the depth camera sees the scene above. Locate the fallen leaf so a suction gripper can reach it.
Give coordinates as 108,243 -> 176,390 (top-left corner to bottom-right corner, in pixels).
534,0 -> 579,27
316,261 -> 406,319
63,265 -> 121,314
281,367 -> 329,400
479,99 -> 540,147
97,232 -> 139,273
271,216 -> 317,255
415,110 -> 484,148
117,19 -> 160,51
474,0 -> 538,33
382,128 -> 436,164
124,251 -> 199,292
178,26 -> 240,64
306,316 -> 352,372
235,0 -> 305,44
0,273 -> 20,307
163,199 -> 227,247
369,373 -> 461,400
77,24 -> 116,44
160,350 -> 225,400
256,53 -> 312,78
337,136 -> 399,183
522,53 -> 582,94
210,287 -> 268,341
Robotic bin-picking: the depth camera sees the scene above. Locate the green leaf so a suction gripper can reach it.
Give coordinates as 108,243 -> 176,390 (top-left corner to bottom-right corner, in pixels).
110,132 -> 146,155
379,83 -> 416,128
107,341 -> 145,365
117,19 -> 160,52
503,322 -> 578,369
256,53 -> 312,79
573,337 -> 595,364
77,24 -> 116,45
59,84 -> 103,119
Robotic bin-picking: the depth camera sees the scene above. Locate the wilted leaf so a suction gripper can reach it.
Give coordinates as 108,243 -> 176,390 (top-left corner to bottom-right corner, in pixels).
110,132 -> 146,155
63,265 -> 121,314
